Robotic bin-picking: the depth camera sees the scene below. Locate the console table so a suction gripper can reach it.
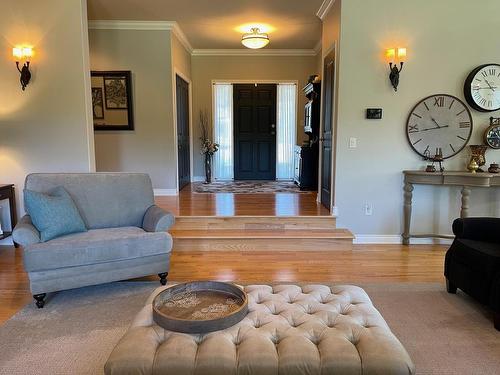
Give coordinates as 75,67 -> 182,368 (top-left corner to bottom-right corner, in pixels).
402,171 -> 500,245
0,184 -> 18,247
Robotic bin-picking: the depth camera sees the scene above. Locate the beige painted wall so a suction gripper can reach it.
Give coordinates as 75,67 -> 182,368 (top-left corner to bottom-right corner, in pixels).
172,34 -> 191,81
89,29 -> 176,190
333,0 -> 500,238
0,0 -> 94,218
191,54 -> 319,177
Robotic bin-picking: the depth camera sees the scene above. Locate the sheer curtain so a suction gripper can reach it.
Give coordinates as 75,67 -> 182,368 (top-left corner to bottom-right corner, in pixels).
213,83 -> 234,180
276,83 -> 297,180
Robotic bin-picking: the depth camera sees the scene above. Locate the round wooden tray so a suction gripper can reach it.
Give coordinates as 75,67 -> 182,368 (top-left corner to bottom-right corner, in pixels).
152,281 -> 248,333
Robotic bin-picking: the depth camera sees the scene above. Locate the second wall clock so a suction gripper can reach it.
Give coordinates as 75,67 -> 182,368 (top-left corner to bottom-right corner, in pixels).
464,64 -> 500,112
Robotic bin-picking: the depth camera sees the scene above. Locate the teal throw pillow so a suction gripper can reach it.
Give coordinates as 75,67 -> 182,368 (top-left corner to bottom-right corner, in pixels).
24,186 -> 87,242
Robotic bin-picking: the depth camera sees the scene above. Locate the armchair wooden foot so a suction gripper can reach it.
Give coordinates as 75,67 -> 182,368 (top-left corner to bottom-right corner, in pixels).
446,279 -> 457,294
158,272 -> 168,286
33,293 -> 46,308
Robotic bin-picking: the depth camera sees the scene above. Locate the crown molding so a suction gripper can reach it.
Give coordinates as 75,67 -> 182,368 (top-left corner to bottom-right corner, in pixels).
88,20 -> 193,53
170,23 -> 193,54
88,21 -> 321,56
316,0 -> 336,20
313,40 -> 322,55
88,20 -> 173,30
192,48 -> 317,56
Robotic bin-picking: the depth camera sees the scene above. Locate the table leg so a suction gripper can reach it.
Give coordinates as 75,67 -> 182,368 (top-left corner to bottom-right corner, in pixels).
460,186 -> 470,218
8,187 -> 19,248
402,181 -> 414,245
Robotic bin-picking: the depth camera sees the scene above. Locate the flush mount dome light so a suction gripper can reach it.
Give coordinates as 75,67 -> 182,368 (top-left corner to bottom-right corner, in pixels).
241,28 -> 269,49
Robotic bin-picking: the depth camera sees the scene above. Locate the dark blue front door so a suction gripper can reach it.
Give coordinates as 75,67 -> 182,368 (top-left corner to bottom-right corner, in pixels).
233,84 -> 277,180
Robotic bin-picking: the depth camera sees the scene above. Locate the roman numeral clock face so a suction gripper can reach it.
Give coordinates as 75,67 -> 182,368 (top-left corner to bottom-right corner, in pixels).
406,94 -> 473,159
464,64 -> 500,112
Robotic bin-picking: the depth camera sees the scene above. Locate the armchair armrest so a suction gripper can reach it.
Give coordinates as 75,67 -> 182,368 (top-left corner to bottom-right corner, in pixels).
12,215 -> 41,246
142,205 -> 175,232
452,217 -> 500,244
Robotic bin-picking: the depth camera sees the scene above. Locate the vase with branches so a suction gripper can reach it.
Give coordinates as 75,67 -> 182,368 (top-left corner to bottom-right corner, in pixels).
199,110 -> 219,184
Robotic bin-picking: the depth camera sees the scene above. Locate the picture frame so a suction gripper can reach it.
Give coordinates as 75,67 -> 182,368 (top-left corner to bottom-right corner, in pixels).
91,87 -> 104,119
91,71 -> 134,131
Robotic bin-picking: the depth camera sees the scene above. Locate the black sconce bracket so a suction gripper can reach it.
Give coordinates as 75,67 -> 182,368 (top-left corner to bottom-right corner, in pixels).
16,61 -> 31,91
389,62 -> 404,92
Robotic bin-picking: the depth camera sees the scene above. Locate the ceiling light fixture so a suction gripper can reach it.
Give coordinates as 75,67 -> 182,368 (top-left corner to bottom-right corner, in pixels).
241,28 -> 269,49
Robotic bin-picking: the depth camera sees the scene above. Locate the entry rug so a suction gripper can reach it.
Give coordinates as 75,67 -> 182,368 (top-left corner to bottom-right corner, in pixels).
193,181 -> 308,194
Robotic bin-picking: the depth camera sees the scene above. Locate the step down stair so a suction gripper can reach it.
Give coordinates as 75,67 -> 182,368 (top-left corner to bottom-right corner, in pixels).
171,216 -> 354,251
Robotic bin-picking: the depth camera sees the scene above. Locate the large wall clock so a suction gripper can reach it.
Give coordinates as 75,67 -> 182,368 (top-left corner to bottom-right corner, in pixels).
406,94 -> 473,159
464,64 -> 500,112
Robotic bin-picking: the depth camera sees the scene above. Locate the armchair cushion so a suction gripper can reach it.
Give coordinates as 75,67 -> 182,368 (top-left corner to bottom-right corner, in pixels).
452,217 -> 500,244
23,226 -> 172,272
24,186 -> 87,242
448,239 -> 500,280
12,215 -> 41,246
142,205 -> 175,232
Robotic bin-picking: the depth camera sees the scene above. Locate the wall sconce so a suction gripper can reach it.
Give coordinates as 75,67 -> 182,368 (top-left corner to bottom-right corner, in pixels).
13,46 -> 33,91
386,47 -> 406,91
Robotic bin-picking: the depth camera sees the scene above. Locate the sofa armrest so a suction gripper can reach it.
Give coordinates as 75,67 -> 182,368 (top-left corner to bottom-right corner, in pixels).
143,205 -> 175,232
12,215 -> 41,246
452,217 -> 500,243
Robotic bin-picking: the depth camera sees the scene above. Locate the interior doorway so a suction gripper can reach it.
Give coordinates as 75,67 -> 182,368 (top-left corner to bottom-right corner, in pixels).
176,74 -> 190,190
320,49 -> 335,209
213,81 -> 296,182
233,84 -> 277,180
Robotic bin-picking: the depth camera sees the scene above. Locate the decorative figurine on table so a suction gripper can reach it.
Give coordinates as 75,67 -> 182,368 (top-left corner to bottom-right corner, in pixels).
432,147 -> 444,172
424,150 -> 436,172
468,145 -> 488,172
488,163 -> 499,173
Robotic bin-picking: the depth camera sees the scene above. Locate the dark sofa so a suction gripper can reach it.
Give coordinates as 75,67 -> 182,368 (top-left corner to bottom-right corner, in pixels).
444,217 -> 500,330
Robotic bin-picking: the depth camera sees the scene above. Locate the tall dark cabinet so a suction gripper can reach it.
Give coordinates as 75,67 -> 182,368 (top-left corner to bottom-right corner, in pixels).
294,81 -> 321,191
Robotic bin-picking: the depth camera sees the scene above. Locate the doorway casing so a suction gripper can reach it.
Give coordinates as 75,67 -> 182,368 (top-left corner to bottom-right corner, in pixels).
211,79 -> 299,182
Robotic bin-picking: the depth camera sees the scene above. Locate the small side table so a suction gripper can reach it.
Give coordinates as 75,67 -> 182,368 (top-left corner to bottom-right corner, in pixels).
0,184 -> 18,247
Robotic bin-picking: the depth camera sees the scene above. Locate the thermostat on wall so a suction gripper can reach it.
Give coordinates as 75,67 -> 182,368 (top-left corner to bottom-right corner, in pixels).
366,108 -> 383,119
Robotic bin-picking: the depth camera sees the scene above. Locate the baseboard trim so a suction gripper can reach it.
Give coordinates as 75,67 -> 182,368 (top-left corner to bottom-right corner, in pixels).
153,189 -> 178,196
353,234 -> 453,245
192,176 -> 205,182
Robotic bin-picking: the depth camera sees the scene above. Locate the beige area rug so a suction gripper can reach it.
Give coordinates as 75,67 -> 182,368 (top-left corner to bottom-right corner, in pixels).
192,180 -> 307,194
0,282 -> 498,375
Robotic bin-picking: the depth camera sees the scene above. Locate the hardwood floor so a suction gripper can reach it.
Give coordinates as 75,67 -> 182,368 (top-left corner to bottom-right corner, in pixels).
0,188 -> 447,324
0,244 -> 447,324
156,183 -> 330,216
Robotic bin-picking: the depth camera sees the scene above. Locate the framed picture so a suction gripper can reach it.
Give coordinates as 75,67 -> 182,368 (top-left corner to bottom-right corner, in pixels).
91,71 -> 134,130
91,88 -> 104,119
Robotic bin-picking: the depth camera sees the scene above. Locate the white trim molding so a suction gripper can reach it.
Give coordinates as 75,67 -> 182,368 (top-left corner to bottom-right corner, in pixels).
353,235 -> 453,245
192,49 -> 318,57
153,189 -> 178,196
88,20 -> 193,53
88,20 -> 321,56
313,40 -> 322,56
316,0 -> 336,20
193,176 -> 205,182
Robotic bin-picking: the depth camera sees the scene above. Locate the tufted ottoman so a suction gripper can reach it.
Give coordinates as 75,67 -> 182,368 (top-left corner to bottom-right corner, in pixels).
105,284 -> 415,375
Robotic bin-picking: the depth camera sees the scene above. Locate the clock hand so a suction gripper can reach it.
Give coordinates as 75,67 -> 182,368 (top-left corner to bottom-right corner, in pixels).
431,118 -> 442,128
419,125 -> 449,131
485,79 -> 496,92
